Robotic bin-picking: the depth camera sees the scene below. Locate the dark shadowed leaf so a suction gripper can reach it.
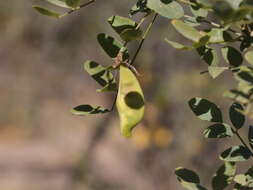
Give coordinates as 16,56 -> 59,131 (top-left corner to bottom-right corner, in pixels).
189,97 -> 223,122
197,46 -> 219,66
71,105 -> 109,116
220,145 -> 252,162
212,162 -> 236,190
84,61 -> 117,92
249,126 -> 253,149
229,103 -> 245,129
175,167 -> 207,190
147,0 -> 184,19
221,46 -> 243,67
97,33 -> 129,59
204,123 -> 233,138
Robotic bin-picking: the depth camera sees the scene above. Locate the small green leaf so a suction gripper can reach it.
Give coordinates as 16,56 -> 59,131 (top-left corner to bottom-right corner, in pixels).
97,33 -> 129,59
208,66 -> 228,79
212,162 -> 236,190
71,105 -> 109,116
147,0 -> 184,19
44,0 -> 70,8
222,46 -> 243,67
84,61 -> 117,92
190,2 -> 208,18
245,51 -> 253,65
213,1 -> 234,22
33,6 -> 61,18
175,167 -> 200,183
108,15 -> 142,42
175,167 -> 207,190
220,145 -> 252,162
165,39 -> 191,50
116,66 -> 145,137
189,97 -> 223,122
171,19 -> 202,42
197,46 -> 219,66
66,0 -> 80,8
203,123 -> 233,138
229,103 -> 245,129
249,126 -> 253,150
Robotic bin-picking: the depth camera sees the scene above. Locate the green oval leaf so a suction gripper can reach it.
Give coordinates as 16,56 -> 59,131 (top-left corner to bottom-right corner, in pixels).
221,46 -> 243,67
208,66 -> 228,79
33,5 -> 61,18
108,15 -> 142,41
220,145 -> 252,162
71,105 -> 109,116
116,66 -> 145,137
212,162 -> 236,190
84,60 -> 117,92
175,167 -> 207,190
197,46 -> 219,66
66,0 -> 80,8
245,51 -> 253,65
229,103 -> 245,129
97,33 -> 129,59
44,0 -> 70,8
171,19 -> 202,42
189,97 -> 223,122
203,123 -> 233,138
147,0 -> 184,19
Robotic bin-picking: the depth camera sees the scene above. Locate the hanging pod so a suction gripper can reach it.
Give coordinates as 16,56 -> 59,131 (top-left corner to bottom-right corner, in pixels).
116,65 -> 145,137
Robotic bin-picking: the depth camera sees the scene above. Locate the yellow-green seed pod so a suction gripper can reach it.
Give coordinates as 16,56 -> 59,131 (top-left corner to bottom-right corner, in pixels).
116,65 -> 145,137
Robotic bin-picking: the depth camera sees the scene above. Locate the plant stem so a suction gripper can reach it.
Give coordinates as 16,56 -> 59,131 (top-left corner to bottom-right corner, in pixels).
130,13 -> 158,66
232,128 -> 253,157
60,0 -> 95,18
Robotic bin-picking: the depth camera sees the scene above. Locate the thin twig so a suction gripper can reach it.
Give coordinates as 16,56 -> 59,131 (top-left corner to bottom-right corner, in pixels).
130,13 -> 158,66
60,0 -> 95,18
232,128 -> 253,157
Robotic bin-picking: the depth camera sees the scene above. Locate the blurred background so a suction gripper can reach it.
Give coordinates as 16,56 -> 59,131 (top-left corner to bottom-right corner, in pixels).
0,0 -> 246,189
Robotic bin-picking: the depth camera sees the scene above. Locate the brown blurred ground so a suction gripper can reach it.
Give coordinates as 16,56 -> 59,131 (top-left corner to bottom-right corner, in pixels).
0,0 -> 241,190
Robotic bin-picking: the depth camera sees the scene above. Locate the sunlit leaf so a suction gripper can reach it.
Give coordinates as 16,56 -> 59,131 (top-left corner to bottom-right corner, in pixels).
234,166 -> 253,188
108,15 -> 142,42
44,0 -> 70,8
84,61 -> 117,92
208,66 -> 228,79
171,19 -> 202,42
245,51 -> 253,65
203,123 -> 233,138
33,6 -> 61,18
147,0 -> 184,19
189,97 -> 223,122
116,65 -> 145,137
220,145 -> 252,162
